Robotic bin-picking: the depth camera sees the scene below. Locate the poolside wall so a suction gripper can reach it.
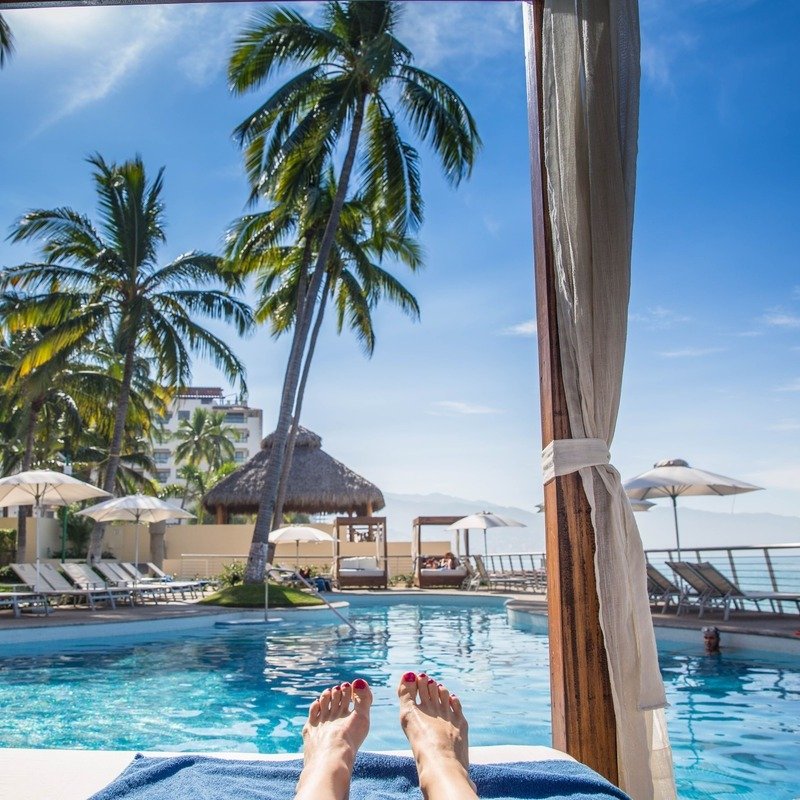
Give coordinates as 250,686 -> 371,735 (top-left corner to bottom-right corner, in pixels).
0,517 -> 62,563
28,521 -> 448,580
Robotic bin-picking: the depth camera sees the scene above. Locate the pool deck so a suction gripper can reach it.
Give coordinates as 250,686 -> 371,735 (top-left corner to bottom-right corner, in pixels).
1,588 -> 798,651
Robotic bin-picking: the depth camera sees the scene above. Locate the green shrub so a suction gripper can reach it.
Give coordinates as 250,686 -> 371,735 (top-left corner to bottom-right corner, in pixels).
218,560 -> 246,588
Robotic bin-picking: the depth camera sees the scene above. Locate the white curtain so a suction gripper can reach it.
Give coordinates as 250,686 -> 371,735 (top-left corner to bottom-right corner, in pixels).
527,1 -> 677,798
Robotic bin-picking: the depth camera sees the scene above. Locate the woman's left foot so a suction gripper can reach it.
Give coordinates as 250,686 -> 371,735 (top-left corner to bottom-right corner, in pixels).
294,678 -> 373,800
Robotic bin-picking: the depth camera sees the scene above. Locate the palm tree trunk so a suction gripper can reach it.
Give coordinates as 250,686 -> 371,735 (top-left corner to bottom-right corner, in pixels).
274,275 -> 332,523
87,341 -> 136,562
14,403 -> 38,563
244,95 -> 367,583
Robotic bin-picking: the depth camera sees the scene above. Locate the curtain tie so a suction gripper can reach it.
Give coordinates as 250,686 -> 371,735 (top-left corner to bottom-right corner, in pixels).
542,438 -> 610,482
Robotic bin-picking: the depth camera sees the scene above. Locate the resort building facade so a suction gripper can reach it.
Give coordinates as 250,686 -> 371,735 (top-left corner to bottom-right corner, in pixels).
154,387 -> 263,485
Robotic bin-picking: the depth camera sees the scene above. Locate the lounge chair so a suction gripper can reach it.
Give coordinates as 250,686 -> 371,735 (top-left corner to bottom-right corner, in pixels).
0,590 -> 50,617
94,561 -> 179,603
417,556 -> 469,589
469,555 -> 534,592
690,561 -> 800,620
665,561 -> 717,616
334,556 -> 387,589
144,562 -> 206,594
646,564 -> 682,612
60,563 -> 135,607
12,562 -> 117,610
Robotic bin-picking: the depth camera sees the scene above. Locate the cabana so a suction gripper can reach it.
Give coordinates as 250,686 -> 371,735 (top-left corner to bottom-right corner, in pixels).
333,516 -> 388,589
203,427 -> 385,521
412,516 -> 469,589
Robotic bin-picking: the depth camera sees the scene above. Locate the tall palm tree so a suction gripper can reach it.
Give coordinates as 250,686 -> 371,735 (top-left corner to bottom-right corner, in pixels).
0,15 -> 13,69
173,407 -> 236,507
231,176 -> 421,524
229,1 -> 479,581
2,154 -> 254,559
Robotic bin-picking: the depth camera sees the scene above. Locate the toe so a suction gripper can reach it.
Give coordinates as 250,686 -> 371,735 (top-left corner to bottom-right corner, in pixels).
340,682 -> 353,712
352,678 -> 373,713
397,671 -> 419,707
449,693 -> 465,720
437,682 -> 451,709
330,685 -> 344,717
308,698 -> 321,725
318,688 -> 333,721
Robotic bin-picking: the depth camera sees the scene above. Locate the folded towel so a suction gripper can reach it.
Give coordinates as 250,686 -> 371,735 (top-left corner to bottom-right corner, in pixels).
89,752 -> 630,800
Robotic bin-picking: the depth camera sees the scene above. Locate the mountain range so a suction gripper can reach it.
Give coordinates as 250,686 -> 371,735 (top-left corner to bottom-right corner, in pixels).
379,491 -> 800,554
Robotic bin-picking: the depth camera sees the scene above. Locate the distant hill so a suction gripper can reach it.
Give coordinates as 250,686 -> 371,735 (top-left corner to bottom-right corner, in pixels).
379,491 -> 800,554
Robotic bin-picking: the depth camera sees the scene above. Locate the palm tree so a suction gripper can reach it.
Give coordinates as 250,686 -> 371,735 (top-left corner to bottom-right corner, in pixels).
2,153 -> 254,559
231,175 -> 421,525
173,408 -> 236,507
0,15 -> 13,68
229,1 -> 479,581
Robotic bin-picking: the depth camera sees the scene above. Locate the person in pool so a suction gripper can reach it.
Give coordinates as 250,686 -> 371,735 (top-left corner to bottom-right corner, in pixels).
294,672 -> 477,800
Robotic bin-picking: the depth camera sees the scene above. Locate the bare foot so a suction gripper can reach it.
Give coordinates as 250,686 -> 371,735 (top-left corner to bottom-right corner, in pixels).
397,672 -> 478,800
295,678 -> 373,800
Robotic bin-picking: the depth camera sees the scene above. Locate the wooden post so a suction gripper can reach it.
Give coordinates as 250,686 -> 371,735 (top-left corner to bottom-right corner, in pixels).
525,0 -> 618,783
215,505 -> 226,525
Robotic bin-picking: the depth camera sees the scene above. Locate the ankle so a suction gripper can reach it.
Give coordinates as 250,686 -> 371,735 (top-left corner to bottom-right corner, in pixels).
417,757 -> 475,797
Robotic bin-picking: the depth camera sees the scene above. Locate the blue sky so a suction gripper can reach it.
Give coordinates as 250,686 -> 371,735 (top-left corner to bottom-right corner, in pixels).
1,1 -> 799,524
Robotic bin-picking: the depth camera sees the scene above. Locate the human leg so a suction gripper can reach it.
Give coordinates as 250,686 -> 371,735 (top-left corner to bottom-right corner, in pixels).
294,678 -> 373,800
397,672 -> 478,800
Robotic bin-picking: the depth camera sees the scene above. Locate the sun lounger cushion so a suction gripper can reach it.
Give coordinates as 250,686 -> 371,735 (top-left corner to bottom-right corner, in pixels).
338,568 -> 385,577
339,557 -> 382,571
89,752 -> 631,800
420,567 -> 468,577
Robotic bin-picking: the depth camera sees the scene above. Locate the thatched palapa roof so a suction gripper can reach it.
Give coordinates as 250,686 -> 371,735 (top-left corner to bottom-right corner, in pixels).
202,426 -> 385,516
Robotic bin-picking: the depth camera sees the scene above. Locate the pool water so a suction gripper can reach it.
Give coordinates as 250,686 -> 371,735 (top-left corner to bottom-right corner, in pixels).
0,600 -> 797,800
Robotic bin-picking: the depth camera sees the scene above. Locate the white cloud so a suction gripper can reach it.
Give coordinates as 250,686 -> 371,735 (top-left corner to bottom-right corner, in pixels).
659,347 -> 725,358
431,400 -> 501,416
767,419 -> 800,432
630,306 -> 690,329
8,4 -> 250,133
502,319 -> 537,337
763,311 -> 800,329
395,2 -> 521,70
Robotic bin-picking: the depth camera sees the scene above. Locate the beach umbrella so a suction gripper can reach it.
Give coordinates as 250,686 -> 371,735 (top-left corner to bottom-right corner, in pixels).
0,470 -> 110,589
268,525 -> 334,567
623,458 -> 762,559
446,511 -> 526,557
78,494 -> 194,582
630,500 -> 655,512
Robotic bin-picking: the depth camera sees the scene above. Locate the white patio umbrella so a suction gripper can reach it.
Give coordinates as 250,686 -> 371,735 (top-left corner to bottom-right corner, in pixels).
0,470 -> 110,589
630,499 -> 655,512
624,458 -> 762,559
446,511 -> 526,558
78,494 -> 194,583
268,525 -> 334,567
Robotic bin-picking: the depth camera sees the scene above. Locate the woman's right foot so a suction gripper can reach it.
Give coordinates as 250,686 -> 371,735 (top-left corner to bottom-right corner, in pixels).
397,672 -> 478,800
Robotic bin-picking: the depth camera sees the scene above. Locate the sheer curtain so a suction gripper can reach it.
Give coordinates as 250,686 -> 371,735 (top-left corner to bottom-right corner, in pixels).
527,1 -> 677,797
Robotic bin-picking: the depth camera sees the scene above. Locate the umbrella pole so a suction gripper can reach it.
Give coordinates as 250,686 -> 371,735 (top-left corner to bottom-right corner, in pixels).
671,495 -> 681,561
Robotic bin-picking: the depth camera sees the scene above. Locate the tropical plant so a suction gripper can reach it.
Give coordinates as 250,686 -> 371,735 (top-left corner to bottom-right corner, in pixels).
173,408 -> 236,471
0,14 -> 13,68
228,0 -> 479,581
171,460 -> 237,519
2,153 -> 254,560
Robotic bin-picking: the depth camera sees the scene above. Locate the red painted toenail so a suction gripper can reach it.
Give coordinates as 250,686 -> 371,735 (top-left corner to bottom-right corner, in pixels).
353,678 -> 368,690
403,672 -> 416,682
419,673 -> 427,677
342,682 -> 351,688
427,678 -> 435,685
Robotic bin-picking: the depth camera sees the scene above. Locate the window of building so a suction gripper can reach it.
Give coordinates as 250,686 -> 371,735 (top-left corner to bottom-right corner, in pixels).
225,412 -> 245,424
234,450 -> 248,462
234,430 -> 249,442
156,470 -> 171,483
153,450 -> 170,464
177,410 -> 190,421
201,397 -> 212,405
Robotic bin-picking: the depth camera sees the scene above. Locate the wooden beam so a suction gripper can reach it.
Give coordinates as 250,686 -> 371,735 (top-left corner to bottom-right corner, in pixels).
525,0 -> 618,783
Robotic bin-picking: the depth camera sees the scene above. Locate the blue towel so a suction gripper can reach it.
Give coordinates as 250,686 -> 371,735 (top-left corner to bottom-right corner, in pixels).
89,752 -> 631,800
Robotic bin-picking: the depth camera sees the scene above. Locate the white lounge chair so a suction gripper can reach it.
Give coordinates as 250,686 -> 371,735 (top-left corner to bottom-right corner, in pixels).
13,562 -> 116,610
60,563 -> 135,606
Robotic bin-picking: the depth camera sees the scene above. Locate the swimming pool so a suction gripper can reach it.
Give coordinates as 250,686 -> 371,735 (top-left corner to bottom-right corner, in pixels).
0,597 -> 797,799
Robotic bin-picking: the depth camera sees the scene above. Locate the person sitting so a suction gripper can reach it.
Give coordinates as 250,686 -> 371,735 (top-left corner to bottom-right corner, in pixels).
439,551 -> 459,570
294,673 -> 478,800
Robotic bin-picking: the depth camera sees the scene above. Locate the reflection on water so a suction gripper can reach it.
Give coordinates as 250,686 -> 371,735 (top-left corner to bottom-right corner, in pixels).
659,648 -> 800,799
0,605 -> 797,800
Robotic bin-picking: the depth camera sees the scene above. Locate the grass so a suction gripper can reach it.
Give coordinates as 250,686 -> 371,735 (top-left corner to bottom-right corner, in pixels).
199,581 -> 323,609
